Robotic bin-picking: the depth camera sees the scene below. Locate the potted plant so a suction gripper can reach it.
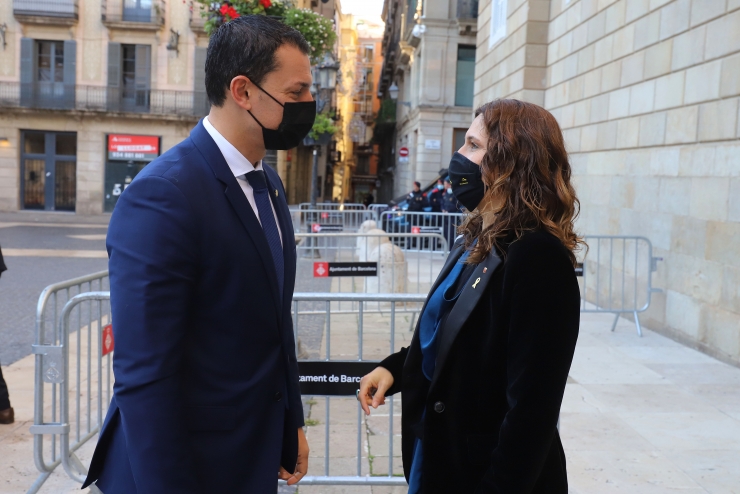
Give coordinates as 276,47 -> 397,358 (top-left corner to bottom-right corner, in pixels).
196,1 -> 337,63
303,111 -> 337,146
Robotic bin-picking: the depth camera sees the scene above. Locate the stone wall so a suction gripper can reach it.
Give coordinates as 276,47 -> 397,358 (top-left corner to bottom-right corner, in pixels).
474,0 -> 740,363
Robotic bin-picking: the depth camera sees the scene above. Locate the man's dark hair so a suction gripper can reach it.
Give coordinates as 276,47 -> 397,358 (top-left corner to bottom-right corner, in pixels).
414,181 -> 421,187
205,16 -> 311,107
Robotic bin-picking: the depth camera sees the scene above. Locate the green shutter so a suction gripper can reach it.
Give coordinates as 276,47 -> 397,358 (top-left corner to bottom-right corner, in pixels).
135,44 -> 151,110
107,42 -> 121,111
63,40 -> 76,108
193,47 -> 208,116
20,38 -> 34,106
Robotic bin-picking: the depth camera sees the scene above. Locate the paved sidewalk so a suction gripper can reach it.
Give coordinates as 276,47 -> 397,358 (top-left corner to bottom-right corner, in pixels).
294,306 -> 740,493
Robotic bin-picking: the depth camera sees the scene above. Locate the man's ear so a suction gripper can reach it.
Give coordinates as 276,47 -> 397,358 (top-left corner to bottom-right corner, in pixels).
229,75 -> 252,111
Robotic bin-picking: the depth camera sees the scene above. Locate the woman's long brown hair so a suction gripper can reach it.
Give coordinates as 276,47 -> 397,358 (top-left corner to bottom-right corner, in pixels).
460,99 -> 585,266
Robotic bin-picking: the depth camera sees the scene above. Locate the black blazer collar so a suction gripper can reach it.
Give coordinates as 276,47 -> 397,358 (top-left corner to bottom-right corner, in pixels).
190,120 -> 284,318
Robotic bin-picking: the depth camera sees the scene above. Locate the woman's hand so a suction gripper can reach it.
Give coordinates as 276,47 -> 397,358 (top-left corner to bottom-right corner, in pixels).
358,366 -> 394,416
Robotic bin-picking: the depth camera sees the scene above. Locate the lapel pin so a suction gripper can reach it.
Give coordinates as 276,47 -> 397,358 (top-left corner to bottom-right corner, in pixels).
483,267 -> 487,273
275,189 -> 278,197
472,277 -> 481,289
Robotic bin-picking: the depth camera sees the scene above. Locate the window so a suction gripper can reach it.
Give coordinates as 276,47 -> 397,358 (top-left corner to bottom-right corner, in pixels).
122,44 -> 137,101
107,43 -> 151,112
364,45 -> 374,63
489,0 -> 507,47
453,128 -> 467,155
123,0 -> 153,22
455,45 -> 476,107
37,41 -> 64,83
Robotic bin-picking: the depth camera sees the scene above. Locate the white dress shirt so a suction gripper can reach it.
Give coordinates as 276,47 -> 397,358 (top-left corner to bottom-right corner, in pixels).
203,117 -> 282,246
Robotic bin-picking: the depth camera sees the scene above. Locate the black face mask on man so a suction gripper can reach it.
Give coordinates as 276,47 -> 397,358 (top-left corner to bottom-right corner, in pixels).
247,81 -> 316,150
448,152 -> 485,211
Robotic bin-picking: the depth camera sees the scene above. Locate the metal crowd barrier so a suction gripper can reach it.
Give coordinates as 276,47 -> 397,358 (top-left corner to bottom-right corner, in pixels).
287,292 -> 425,486
295,232 -> 448,308
578,235 -> 662,336
292,208 -> 378,233
378,210 -> 465,249
367,203 -> 390,215
298,202 -> 368,211
27,290 -> 416,490
29,271 -> 110,494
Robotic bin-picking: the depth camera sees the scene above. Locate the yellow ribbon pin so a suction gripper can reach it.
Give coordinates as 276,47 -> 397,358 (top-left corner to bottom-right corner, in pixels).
472,277 -> 481,289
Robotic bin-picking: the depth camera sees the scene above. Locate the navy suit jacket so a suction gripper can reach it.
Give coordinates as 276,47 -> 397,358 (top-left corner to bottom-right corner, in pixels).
83,120 -> 303,494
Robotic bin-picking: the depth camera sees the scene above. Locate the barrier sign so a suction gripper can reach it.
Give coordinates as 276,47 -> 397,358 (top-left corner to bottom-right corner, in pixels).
102,324 -> 115,356
314,262 -> 378,277
297,361 -> 379,396
311,223 -> 344,232
411,226 -> 443,234
575,262 -> 584,277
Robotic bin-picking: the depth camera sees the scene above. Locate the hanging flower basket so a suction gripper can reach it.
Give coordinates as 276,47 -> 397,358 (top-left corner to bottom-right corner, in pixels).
303,133 -> 332,147
196,1 -> 337,63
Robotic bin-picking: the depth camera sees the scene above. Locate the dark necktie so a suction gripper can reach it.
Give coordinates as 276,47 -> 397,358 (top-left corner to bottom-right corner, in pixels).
244,170 -> 284,300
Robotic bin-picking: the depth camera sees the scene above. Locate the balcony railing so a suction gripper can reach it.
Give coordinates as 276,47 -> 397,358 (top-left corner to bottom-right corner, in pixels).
13,0 -> 78,25
0,82 -> 209,119
102,0 -> 165,28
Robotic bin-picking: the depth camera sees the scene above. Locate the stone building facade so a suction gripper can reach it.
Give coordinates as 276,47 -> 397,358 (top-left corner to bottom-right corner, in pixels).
379,0 -> 480,197
474,0 -> 740,363
0,0 -> 209,214
0,0 -> 340,213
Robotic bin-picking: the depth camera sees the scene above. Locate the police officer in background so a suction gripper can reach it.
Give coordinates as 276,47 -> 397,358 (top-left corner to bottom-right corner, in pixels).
441,178 -> 458,213
406,181 -> 428,212
428,179 -> 444,213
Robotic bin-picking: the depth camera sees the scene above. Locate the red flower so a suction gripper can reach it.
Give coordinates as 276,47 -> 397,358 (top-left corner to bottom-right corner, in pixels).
219,3 -> 239,20
260,0 -> 272,7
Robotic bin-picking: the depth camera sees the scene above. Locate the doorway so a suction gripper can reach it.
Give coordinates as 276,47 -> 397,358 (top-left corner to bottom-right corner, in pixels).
20,131 -> 77,211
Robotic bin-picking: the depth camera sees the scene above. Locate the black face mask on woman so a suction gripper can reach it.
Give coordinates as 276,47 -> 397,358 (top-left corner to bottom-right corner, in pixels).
448,152 -> 485,211
247,81 -> 317,150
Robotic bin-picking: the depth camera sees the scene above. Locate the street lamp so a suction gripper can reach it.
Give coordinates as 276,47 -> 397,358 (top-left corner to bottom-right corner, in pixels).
388,82 -> 411,107
310,52 -> 340,208
318,53 -> 339,90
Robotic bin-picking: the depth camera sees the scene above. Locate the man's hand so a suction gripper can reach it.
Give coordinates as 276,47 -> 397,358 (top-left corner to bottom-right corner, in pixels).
278,427 -> 309,485
358,366 -> 394,416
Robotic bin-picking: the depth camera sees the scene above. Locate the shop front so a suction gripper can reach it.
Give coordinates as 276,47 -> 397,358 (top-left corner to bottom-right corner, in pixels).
104,134 -> 160,212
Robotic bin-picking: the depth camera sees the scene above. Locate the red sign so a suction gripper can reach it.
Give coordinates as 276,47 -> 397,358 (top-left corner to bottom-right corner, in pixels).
314,262 -> 329,277
108,134 -> 160,161
411,226 -> 421,234
398,146 -> 409,157
102,324 -> 115,356
312,223 -> 322,233
321,212 -> 329,219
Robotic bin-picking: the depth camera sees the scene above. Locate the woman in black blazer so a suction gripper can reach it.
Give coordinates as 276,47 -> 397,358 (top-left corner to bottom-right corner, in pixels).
358,99 -> 583,493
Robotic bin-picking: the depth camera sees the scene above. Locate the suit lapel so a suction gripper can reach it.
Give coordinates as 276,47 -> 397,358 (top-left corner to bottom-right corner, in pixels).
264,166 -> 295,314
190,121 -> 282,314
429,250 -> 503,391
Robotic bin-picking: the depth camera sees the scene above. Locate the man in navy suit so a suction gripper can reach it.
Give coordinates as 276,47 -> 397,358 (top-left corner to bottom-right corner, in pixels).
83,16 -> 315,493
